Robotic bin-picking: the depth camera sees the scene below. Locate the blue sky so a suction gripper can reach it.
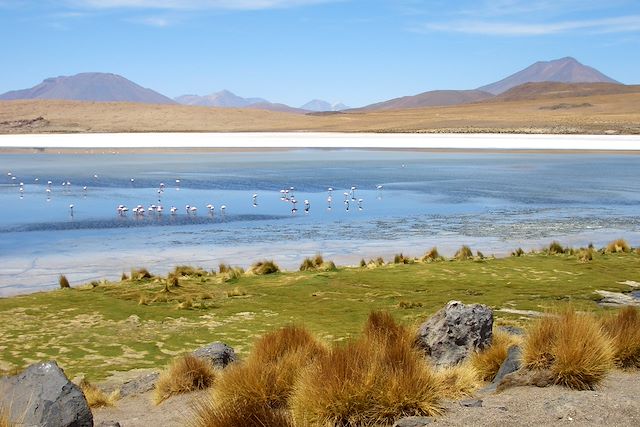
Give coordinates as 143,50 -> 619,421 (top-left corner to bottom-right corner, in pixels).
0,0 -> 639,107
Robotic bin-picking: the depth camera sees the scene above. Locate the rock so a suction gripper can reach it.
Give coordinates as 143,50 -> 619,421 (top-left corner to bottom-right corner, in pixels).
119,371 -> 159,397
97,422 -> 121,427
482,345 -> 522,393
416,301 -> 493,367
192,342 -> 236,369
498,325 -> 524,336
392,416 -> 434,426
460,398 -> 483,408
0,361 -> 93,427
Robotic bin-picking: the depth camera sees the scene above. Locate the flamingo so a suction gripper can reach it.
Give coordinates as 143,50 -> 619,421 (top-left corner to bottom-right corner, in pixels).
220,205 -> 227,215
304,200 -> 310,213
345,200 -> 350,212
358,198 -> 363,211
156,205 -> 163,214
170,206 -> 178,215
206,204 -> 214,215
351,186 -> 357,201
185,204 -> 191,214
252,193 -> 258,206
189,206 -> 198,214
69,204 -> 74,216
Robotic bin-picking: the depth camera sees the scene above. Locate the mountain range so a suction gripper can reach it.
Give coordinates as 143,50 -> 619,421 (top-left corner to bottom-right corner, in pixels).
0,57 -> 626,112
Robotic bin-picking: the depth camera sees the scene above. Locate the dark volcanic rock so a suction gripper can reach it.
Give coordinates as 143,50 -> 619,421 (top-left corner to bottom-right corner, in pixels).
192,342 -> 237,369
0,361 -> 93,427
416,300 -> 493,367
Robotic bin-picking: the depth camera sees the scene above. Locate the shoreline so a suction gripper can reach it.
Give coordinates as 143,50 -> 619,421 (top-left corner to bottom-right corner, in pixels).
0,132 -> 639,152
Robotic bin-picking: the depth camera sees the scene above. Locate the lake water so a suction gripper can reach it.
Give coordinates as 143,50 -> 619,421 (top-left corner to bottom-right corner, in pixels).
1,149 -> 639,296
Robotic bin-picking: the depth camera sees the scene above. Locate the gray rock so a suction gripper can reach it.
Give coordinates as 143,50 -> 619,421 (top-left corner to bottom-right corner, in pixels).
498,325 -> 524,336
481,345 -> 523,393
97,422 -> 121,427
392,416 -> 434,426
192,342 -> 236,369
416,301 -> 493,367
460,399 -> 483,408
119,371 -> 159,397
0,361 -> 93,427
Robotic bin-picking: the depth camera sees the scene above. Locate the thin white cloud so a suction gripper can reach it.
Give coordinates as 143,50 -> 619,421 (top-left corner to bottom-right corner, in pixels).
66,0 -> 340,10
420,15 -> 640,36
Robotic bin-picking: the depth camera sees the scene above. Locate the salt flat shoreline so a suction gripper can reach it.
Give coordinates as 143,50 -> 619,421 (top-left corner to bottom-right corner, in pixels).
0,132 -> 639,151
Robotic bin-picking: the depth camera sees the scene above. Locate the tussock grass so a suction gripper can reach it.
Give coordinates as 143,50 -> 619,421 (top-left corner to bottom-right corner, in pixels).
359,258 -> 366,267
221,267 -> 244,282
547,241 -> 566,255
58,274 -> 70,289
120,272 -> 129,281
393,253 -> 414,264
218,263 -> 231,274
154,354 -> 216,404
601,306 -> 640,369
250,260 -> 280,275
194,326 -> 324,426
435,363 -> 481,400
398,301 -> 423,309
454,245 -> 473,261
606,239 -> 631,254
470,330 -> 522,382
173,265 -> 209,277
131,268 -> 153,280
300,255 -> 336,272
168,274 -> 180,288
577,247 -> 595,263
291,312 -> 442,426
422,247 -> 444,262
0,407 -> 11,427
226,287 -> 246,298
78,378 -> 119,408
522,309 -> 614,390
511,247 -> 525,257
178,298 -> 193,310
137,294 -> 149,305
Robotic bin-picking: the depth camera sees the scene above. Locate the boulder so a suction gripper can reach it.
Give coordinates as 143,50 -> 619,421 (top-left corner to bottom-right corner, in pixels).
416,301 -> 493,367
392,416 -> 433,426
481,345 -> 522,393
118,371 -> 159,397
192,342 -> 236,369
0,361 -> 93,427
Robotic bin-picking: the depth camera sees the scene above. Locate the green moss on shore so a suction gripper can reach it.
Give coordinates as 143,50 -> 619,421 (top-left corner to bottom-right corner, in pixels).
0,251 -> 638,381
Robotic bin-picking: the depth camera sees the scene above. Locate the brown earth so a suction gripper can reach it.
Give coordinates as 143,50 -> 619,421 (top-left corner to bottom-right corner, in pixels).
1,91 -> 640,135
92,370 -> 640,426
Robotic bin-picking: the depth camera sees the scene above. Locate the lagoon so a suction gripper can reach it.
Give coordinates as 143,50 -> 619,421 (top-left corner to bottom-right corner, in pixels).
0,139 -> 639,296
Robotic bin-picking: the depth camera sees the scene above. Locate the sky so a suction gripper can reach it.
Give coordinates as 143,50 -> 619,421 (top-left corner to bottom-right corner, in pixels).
0,0 -> 639,107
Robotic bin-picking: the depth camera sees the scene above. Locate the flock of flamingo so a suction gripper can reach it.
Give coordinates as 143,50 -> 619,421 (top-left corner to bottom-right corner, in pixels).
5,171 -> 384,219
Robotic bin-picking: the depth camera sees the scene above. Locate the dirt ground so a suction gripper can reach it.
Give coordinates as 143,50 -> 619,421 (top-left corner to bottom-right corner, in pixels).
93,370 -> 640,426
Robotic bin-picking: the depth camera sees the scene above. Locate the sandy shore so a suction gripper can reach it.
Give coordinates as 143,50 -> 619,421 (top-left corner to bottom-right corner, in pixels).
0,132 -> 639,151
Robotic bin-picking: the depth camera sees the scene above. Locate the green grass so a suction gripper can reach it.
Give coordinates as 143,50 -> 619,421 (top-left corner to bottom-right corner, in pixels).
0,251 -> 638,381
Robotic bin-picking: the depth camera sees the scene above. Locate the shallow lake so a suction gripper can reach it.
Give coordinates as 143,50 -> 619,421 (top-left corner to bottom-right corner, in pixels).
1,149 -> 639,295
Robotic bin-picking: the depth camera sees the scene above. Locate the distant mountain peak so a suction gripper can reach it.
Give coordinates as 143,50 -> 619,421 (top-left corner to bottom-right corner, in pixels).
0,72 -> 175,104
301,99 -> 350,112
478,57 -> 619,95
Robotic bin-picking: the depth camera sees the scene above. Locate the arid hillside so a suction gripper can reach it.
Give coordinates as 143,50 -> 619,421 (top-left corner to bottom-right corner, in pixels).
1,91 -> 639,134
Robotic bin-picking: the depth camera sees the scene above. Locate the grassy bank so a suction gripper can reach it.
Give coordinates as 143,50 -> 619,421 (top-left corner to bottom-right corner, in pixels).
0,248 -> 638,381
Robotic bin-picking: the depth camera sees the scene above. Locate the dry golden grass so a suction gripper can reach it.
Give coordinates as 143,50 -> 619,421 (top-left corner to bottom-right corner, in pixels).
58,274 -> 70,289
601,306 -> 640,369
435,363 -> 482,400
470,330 -> 522,382
605,239 -> 631,254
154,354 -> 216,404
522,309 -> 614,390
290,312 -> 443,426
2,91 -> 640,135
0,407 -> 11,427
193,326 -> 324,427
422,247 -> 444,262
78,378 -> 119,408
577,247 -> 595,263
191,400 -> 293,427
250,260 -> 280,275
454,245 -> 473,261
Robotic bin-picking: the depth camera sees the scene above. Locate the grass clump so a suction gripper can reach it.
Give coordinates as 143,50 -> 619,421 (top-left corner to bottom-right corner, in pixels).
422,247 -> 444,262
359,258 -> 366,267
226,287 -> 246,298
78,378 -> 119,408
131,268 -> 153,280
577,247 -> 595,263
299,254 -> 336,272
454,245 -> 473,261
394,253 -> 413,264
250,260 -> 280,275
398,301 -> 423,309
435,364 -> 481,400
172,265 -> 209,277
601,306 -> 640,369
194,326 -> 324,426
547,241 -> 566,255
120,272 -> 129,281
58,274 -> 70,289
605,239 -> 631,254
0,407 -> 11,427
220,267 -> 244,282
154,354 -> 216,404
291,312 -> 442,426
522,309 -> 614,390
511,247 -> 525,257
470,330 -> 522,382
